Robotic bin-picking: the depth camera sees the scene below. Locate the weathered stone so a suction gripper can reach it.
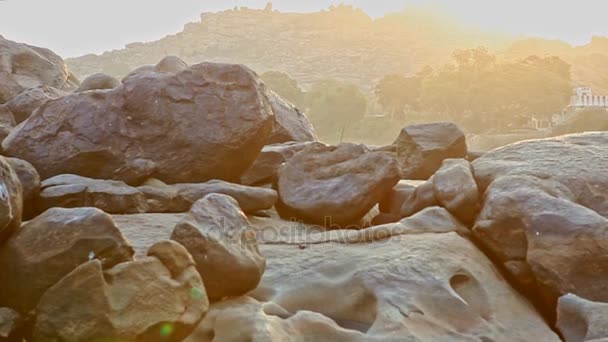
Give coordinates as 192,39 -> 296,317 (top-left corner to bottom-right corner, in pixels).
379,180 -> 424,216
4,86 -> 65,123
277,143 -> 400,227
38,174 -> 148,214
6,158 -> 39,220
396,122 -> 467,180
174,180 -> 277,213
472,133 -> 608,310
557,294 -> 608,342
138,183 -> 190,213
33,240 -> 208,342
171,194 -> 265,301
75,73 -> 120,92
0,307 -> 21,341
432,158 -> 480,224
3,62 -> 274,184
0,207 -> 133,313
155,55 -> 189,74
266,90 -> 316,144
0,157 -> 22,245
241,141 -> 320,186
400,178 -> 438,218
0,106 -> 15,141
0,36 -> 78,103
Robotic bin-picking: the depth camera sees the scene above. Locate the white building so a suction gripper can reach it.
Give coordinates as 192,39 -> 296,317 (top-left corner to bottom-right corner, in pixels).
567,87 -> 608,108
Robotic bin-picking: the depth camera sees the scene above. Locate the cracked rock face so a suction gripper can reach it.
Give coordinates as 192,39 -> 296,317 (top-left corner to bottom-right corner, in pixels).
472,132 -> 608,309
2,62 -> 274,184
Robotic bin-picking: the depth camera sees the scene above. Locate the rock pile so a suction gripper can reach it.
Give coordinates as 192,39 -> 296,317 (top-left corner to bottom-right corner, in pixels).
0,39 -> 607,341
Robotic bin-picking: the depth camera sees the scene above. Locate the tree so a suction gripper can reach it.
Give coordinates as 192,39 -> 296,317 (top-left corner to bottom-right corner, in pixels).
260,71 -> 306,109
306,78 -> 367,143
375,74 -> 422,119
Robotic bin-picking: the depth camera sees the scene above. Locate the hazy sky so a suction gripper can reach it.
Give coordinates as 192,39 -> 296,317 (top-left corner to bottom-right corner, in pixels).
1,0 -> 608,57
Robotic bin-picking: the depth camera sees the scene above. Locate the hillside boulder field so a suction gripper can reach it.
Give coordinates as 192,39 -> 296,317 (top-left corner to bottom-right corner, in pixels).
0,35 -> 607,341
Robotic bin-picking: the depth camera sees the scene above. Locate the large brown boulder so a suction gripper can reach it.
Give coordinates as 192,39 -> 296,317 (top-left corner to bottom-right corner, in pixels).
472,132 -> 608,310
0,156 -> 22,245
266,90 -> 316,144
396,122 -> 467,180
75,73 -> 120,92
6,158 -> 39,220
432,158 -> 480,225
0,36 -> 78,103
276,143 -> 400,227
171,194 -> 265,301
4,86 -> 65,123
0,207 -> 133,313
2,62 -> 274,184
33,241 -> 208,342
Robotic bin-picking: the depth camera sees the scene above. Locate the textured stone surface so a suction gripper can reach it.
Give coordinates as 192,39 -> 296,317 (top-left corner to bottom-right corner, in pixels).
3,62 -> 274,184
266,90 -> 316,144
4,86 -> 65,123
75,73 -> 120,92
171,194 -> 265,301
396,122 -> 467,180
432,158 -> 480,224
0,207 -> 133,313
0,156 -> 22,245
6,158 -> 39,220
277,143 -> 400,227
557,294 -> 608,342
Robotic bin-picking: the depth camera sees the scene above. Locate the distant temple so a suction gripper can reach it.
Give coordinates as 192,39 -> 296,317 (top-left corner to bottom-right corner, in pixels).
568,87 -> 608,108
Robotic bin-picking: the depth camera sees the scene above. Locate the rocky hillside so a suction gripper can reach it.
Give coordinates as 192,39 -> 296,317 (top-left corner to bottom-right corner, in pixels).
1,36 -> 608,341
66,6 -> 511,92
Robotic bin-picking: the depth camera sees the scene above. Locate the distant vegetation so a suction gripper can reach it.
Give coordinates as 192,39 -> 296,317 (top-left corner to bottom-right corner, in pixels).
553,108 -> 608,135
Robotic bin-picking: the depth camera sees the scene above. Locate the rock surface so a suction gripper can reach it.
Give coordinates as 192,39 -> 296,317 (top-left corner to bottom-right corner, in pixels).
171,194 -> 265,301
38,174 -> 148,214
0,207 -> 133,313
396,122 -> 468,180
6,158 -> 40,220
0,36 -> 78,103
557,294 -> 608,342
75,72 -> 120,92
266,90 -> 316,144
277,143 -> 400,227
472,132 -> 608,310
432,158 -> 480,224
0,157 -> 22,245
0,307 -> 21,341
0,105 -> 15,141
2,62 -> 274,184
4,86 -> 65,123
33,240 -> 208,342
174,180 -> 277,213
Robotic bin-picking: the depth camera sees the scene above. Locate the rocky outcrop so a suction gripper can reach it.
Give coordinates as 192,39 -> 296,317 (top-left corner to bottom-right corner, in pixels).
2,62 -> 275,184
75,73 -> 120,92
266,90 -> 316,144
396,122 -> 468,180
174,180 -> 277,213
33,241 -> 208,342
171,194 -> 265,301
472,132 -> 608,310
0,36 -> 78,104
241,141 -> 320,186
557,294 -> 608,342
38,174 -> 148,214
277,143 -> 400,227
6,158 -> 40,220
0,207 -> 133,313
3,86 -> 65,123
0,157 -> 22,245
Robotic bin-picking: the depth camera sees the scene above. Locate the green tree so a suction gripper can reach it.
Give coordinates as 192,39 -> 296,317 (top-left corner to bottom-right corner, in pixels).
375,74 -> 422,119
306,78 -> 367,143
261,71 -> 306,109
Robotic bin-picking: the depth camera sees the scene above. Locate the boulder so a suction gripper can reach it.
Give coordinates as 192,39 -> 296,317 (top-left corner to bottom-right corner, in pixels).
33,240 -> 208,342
4,86 -> 65,123
0,36 -> 78,103
0,106 -> 15,142
266,90 -> 316,144
0,307 -> 21,341
432,158 -> 480,224
396,122 -> 467,180
2,62 -> 274,184
0,157 -> 22,245
557,294 -> 608,342
277,143 -> 400,227
75,73 -> 120,92
190,224 -> 558,340
400,178 -> 438,218
38,174 -> 148,214
6,158 -> 40,220
379,180 -> 424,216
241,141 -> 320,186
171,194 -> 265,301
472,133 -> 608,310
137,182 -> 190,213
174,180 -> 277,213
0,207 -> 133,313
155,55 -> 189,74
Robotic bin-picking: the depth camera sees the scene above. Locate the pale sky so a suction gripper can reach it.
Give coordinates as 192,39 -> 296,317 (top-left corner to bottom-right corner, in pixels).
1,0 -> 607,57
